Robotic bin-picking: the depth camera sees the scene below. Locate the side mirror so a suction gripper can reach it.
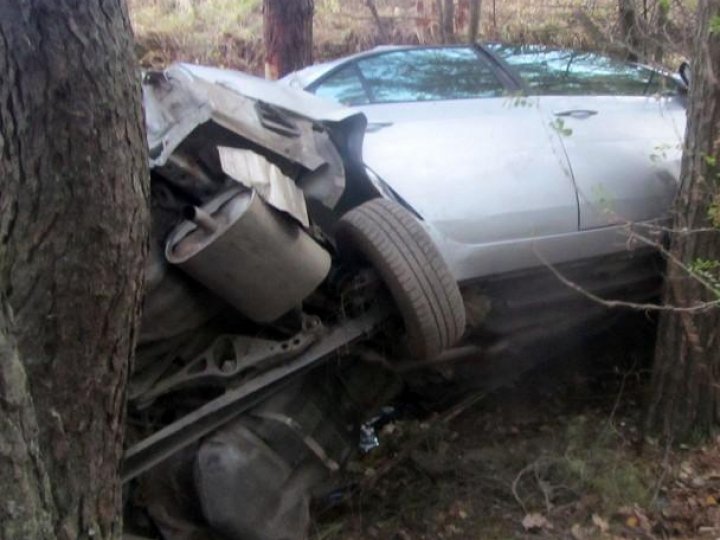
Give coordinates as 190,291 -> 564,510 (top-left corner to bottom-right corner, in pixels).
679,61 -> 691,88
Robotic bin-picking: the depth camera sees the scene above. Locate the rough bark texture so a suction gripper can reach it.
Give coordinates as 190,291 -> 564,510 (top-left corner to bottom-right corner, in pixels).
0,1 -> 149,539
646,0 -> 720,442
0,303 -> 54,539
263,0 -> 314,79
468,0 -> 481,43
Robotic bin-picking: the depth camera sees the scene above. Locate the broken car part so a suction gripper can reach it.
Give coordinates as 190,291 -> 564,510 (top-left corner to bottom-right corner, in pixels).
166,188 -> 331,322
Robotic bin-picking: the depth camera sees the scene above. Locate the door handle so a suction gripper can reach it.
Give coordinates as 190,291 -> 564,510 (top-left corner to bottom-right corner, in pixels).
554,109 -> 598,118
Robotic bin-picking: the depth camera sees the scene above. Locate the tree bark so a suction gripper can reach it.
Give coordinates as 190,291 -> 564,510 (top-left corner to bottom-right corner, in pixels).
468,0 -> 481,43
646,0 -> 720,442
0,1 -> 149,539
263,0 -> 314,79
619,0 -> 642,61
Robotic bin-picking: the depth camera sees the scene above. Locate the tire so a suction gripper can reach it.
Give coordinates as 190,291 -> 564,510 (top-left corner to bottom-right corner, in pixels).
336,198 -> 466,360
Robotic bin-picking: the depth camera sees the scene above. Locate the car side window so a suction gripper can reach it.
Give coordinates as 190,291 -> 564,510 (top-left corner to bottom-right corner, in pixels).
350,47 -> 505,104
490,44 -> 678,96
314,65 -> 370,106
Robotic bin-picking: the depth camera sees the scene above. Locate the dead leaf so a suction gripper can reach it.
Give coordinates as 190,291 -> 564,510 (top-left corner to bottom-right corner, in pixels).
626,516 -> 638,528
592,513 -> 610,533
705,495 -> 718,506
522,513 -> 553,532
570,523 -> 587,540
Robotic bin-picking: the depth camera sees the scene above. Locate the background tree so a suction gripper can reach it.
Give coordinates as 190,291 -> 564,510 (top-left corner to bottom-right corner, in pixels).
646,0 -> 720,442
0,1 -> 149,539
443,0 -> 455,41
263,0 -> 315,79
468,0 -> 481,42
619,0 -> 642,60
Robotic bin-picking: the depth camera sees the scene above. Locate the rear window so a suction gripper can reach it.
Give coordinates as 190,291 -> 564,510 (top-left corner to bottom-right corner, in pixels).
489,44 -> 678,96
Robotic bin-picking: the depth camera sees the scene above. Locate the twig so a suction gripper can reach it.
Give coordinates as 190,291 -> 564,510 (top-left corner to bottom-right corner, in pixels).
533,249 -> 720,314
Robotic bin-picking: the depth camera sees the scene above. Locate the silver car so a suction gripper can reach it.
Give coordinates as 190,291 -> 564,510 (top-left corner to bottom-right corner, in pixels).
126,46 -> 687,540
283,44 -> 687,283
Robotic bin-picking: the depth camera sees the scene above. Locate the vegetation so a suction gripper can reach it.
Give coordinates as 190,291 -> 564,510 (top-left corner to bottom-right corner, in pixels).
129,0 -> 693,73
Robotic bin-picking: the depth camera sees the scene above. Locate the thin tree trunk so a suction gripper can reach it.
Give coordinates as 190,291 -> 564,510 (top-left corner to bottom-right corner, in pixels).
468,0 -> 481,43
443,0 -> 455,41
654,0 -> 670,63
646,0 -> 720,442
436,0 -> 446,42
263,0 -> 314,79
365,0 -> 389,43
0,1 -> 149,538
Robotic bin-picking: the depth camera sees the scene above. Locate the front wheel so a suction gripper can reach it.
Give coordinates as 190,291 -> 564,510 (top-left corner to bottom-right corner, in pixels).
336,198 -> 466,360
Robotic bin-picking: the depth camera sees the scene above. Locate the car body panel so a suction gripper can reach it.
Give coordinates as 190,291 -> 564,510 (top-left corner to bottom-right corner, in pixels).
355,98 -> 579,246
537,95 -> 682,229
283,44 -> 688,282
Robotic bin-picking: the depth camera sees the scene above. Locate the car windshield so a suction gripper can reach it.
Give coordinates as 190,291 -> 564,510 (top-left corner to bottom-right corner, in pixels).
488,44 -> 678,96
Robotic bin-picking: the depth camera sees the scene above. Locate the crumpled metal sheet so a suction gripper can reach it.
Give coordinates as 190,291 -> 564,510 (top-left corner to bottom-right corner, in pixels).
218,146 -> 310,228
142,64 -> 366,210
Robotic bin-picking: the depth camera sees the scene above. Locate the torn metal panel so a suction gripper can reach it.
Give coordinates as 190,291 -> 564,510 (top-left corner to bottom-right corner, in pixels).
143,64 -> 368,210
218,146 -> 310,228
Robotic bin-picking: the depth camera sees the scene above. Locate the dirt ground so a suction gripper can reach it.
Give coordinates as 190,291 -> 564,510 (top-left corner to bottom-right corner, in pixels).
308,330 -> 720,540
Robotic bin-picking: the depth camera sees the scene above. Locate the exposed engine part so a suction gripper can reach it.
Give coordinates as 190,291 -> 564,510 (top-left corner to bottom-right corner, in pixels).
139,240 -> 222,344
166,188 -> 331,322
122,305 -> 389,483
131,358 -> 401,540
133,320 -> 323,407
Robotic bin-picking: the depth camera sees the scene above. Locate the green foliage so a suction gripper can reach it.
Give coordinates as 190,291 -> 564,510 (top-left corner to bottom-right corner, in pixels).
710,15 -> 720,36
558,416 -> 655,512
549,117 -> 573,137
689,258 -> 720,296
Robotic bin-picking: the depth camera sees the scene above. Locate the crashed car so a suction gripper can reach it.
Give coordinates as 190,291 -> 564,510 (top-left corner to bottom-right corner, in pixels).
126,44 -> 687,540
126,64 -> 464,540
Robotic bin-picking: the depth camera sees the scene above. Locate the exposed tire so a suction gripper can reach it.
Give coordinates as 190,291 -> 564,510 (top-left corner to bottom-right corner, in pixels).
336,198 -> 466,360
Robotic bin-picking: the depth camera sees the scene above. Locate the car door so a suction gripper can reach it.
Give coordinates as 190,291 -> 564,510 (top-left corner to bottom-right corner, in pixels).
493,46 -> 683,230
310,47 -> 580,250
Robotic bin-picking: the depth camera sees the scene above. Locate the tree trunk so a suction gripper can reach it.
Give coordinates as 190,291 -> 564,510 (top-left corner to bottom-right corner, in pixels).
443,0 -> 455,41
619,0 -> 642,61
263,0 -> 314,79
0,1 -> 149,539
468,0 -> 481,43
654,0 -> 670,63
436,0 -> 446,42
646,0 -> 720,442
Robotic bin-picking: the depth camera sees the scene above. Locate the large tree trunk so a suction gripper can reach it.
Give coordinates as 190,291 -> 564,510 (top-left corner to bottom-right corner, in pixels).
263,0 -> 314,79
646,0 -> 720,442
0,1 -> 149,539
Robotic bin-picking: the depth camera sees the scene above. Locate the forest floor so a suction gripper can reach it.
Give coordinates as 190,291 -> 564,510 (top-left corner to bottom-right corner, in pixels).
309,332 -> 720,540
